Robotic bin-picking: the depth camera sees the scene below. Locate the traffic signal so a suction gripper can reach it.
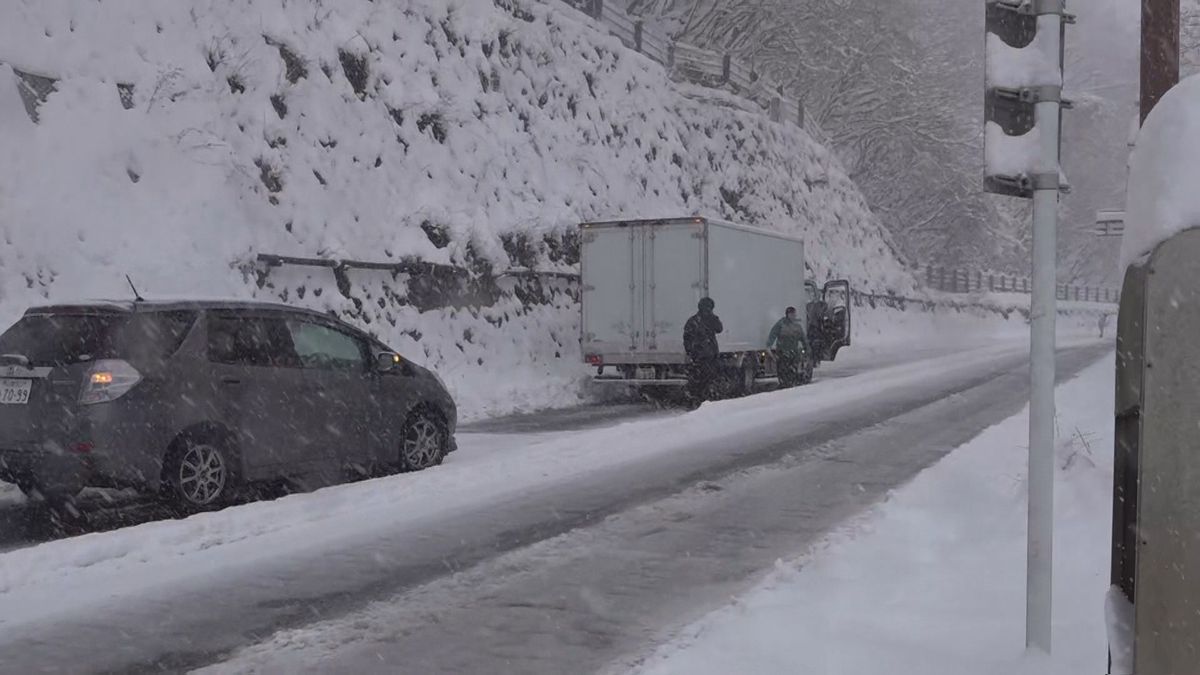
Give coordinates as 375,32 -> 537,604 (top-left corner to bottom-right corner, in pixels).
984,0 -> 1073,198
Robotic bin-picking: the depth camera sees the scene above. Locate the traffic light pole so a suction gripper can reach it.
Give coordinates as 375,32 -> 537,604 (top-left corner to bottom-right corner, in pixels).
1027,10 -> 1062,655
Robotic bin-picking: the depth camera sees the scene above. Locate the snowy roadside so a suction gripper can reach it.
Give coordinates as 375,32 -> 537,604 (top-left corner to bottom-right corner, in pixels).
627,354 -> 1115,675
0,339 -> 1100,636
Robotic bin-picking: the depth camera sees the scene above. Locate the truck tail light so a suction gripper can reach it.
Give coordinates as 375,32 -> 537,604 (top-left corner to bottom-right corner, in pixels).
585,354 -> 603,366
80,359 -> 142,405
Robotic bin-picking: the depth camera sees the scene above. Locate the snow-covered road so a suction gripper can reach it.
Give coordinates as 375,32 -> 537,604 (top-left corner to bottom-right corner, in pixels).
0,340 -> 1108,673
0,339 -> 1000,553
627,355 -> 1117,675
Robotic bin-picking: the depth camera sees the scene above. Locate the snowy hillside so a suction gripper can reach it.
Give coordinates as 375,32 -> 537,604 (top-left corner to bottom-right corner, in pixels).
0,0 -> 913,416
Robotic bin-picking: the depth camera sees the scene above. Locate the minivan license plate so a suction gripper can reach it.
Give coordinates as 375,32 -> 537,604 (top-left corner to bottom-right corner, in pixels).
0,378 -> 32,405
635,366 -> 655,380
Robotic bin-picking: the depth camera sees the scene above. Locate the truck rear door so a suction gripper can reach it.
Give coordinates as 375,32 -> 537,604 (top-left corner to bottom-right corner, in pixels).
581,225 -> 641,354
645,222 -> 705,354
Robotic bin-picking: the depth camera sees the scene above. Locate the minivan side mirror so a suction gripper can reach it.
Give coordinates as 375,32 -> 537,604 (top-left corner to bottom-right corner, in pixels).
375,351 -> 402,373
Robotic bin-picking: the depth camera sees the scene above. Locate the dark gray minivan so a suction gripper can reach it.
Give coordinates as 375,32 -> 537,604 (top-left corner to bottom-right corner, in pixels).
0,299 -> 457,509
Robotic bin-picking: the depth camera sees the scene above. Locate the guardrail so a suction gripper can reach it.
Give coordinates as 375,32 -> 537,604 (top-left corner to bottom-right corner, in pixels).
254,254 -> 1117,324
551,0 -> 819,136
917,265 -> 1119,304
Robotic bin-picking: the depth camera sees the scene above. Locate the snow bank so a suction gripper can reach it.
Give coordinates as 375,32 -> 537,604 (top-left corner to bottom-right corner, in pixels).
0,0 -> 912,418
632,355 -> 1116,675
1105,585 -> 1134,675
851,294 -> 1110,359
854,305 -> 1026,355
1121,74 -> 1200,270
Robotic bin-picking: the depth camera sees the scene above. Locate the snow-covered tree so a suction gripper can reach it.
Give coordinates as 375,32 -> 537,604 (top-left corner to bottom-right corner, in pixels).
1183,0 -> 1200,76
625,0 -> 1137,284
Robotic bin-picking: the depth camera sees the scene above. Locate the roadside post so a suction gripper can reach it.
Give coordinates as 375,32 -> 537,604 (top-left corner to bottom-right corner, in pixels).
1112,228 -> 1200,674
1109,2 -> 1185,670
983,0 -> 1073,654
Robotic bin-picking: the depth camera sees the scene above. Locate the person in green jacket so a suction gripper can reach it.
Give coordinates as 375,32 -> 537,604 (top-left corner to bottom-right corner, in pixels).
768,306 -> 808,388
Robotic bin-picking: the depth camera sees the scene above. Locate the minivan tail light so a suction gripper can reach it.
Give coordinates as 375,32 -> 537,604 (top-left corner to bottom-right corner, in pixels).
80,359 -> 142,405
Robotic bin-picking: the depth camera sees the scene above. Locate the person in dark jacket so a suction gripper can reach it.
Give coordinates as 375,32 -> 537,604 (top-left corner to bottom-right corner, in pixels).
768,306 -> 807,387
683,297 -> 723,405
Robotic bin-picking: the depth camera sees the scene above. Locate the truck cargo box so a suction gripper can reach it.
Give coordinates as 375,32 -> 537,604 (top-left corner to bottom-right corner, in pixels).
580,217 -> 806,365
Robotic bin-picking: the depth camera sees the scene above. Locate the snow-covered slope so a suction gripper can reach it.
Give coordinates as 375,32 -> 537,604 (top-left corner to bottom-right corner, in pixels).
0,0 -> 913,417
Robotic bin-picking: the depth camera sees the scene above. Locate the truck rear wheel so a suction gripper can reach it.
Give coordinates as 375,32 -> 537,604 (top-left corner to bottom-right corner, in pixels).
709,366 -> 740,401
799,354 -> 814,385
737,361 -> 756,396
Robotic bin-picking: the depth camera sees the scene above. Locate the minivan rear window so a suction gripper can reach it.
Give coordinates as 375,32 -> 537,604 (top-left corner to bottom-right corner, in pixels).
0,310 -> 197,366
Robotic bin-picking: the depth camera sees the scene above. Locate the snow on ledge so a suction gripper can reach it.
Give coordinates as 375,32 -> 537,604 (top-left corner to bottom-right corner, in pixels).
1121,74 -> 1200,271
985,15 -> 1064,90
985,121 -> 1043,176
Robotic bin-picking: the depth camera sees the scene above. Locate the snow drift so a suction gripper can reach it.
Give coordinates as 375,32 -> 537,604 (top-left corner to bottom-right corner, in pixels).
0,0 -> 913,417
1122,73 -> 1200,271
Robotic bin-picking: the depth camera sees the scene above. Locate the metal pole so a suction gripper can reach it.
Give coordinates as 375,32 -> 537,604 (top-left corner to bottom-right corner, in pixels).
1141,0 -> 1180,123
1027,9 -> 1062,655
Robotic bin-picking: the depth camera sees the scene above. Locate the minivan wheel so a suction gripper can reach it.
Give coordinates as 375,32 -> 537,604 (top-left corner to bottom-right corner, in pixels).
400,411 -> 447,472
164,437 -> 235,510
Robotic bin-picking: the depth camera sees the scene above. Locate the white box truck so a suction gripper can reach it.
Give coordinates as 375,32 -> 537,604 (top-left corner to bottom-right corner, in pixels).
580,217 -> 851,393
